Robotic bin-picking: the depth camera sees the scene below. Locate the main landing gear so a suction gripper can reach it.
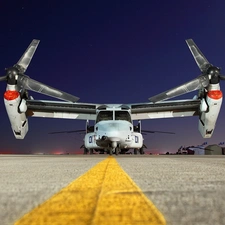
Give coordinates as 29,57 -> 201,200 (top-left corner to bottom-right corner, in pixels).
83,148 -> 94,155
133,148 -> 145,155
83,148 -> 89,155
140,148 -> 145,155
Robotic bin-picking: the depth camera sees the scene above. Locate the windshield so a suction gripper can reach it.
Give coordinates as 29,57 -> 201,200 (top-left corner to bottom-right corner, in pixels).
115,111 -> 131,123
96,111 -> 113,123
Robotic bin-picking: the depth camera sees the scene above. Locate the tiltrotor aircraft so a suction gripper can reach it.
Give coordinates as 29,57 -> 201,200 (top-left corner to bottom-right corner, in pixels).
0,39 -> 224,155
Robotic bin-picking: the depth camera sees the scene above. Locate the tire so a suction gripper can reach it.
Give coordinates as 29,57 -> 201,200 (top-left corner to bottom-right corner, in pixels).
84,148 -> 88,155
140,148 -> 144,155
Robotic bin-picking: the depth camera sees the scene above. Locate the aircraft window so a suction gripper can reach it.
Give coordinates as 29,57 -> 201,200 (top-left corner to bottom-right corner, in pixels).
96,111 -> 113,122
115,111 -> 131,122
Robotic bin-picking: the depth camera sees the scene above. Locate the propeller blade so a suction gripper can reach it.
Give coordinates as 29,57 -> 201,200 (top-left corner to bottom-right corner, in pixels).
142,130 -> 175,134
16,39 -> 40,73
0,75 -> 7,82
219,75 -> 225,80
186,39 -> 211,72
49,130 -> 85,134
17,75 -> 79,102
149,75 -> 209,102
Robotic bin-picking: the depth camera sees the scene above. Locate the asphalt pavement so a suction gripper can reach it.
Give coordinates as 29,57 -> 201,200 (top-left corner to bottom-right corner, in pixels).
0,155 -> 225,225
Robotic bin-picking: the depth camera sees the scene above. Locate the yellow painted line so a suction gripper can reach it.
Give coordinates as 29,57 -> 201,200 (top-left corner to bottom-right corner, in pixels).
15,157 -> 166,225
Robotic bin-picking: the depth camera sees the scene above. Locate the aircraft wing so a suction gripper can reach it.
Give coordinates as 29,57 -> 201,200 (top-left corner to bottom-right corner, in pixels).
130,99 -> 200,120
26,98 -> 201,121
26,100 -> 99,120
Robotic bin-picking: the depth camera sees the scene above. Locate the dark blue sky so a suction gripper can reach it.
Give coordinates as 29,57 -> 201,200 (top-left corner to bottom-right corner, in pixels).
1,1 -> 225,154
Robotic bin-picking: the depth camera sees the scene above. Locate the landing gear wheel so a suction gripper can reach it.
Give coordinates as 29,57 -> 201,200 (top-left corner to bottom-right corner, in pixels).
90,149 -> 94,155
109,149 -> 112,155
99,150 -> 105,154
140,148 -> 144,155
115,147 -> 119,155
134,149 -> 137,155
84,148 -> 89,155
120,149 -> 126,154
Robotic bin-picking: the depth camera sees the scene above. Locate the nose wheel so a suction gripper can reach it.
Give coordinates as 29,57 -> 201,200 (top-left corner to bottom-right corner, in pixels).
109,147 -> 120,155
115,147 -> 119,155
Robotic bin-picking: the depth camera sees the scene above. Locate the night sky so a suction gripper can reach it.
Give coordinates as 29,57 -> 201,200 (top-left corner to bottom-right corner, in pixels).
1,1 -> 225,154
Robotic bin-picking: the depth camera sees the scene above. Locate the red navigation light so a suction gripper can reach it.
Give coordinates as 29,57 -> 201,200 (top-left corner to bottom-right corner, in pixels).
4,90 -> 20,100
207,90 -> 223,100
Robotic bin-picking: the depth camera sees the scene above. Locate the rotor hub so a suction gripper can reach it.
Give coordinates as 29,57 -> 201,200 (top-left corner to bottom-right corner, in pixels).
207,66 -> 221,84
207,66 -> 220,75
6,67 -> 19,85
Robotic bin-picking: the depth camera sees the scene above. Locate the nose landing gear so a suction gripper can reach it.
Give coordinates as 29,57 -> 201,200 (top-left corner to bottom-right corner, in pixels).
109,143 -> 120,156
115,147 -> 119,155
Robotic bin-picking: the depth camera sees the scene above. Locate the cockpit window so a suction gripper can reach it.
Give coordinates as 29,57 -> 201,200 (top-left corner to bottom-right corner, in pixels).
115,111 -> 131,123
96,111 -> 113,122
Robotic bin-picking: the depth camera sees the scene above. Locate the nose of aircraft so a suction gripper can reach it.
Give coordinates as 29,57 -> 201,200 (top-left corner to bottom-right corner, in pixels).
97,121 -> 130,132
96,121 -> 131,140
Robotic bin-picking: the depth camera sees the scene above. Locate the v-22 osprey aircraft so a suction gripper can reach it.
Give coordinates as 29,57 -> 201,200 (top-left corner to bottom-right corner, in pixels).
0,39 -> 224,155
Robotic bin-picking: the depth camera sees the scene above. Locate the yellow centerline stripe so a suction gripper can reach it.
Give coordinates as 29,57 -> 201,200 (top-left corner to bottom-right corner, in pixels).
15,157 -> 166,225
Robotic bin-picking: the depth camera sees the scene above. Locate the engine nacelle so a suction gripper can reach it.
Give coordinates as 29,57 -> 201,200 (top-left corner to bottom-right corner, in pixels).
4,88 -> 28,139
198,88 -> 222,138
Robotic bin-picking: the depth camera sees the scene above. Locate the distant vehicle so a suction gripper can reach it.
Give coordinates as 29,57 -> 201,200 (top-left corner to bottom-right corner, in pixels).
177,147 -> 188,154
178,142 -> 208,154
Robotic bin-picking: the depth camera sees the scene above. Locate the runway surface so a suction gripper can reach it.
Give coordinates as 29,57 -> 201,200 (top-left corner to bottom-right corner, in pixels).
0,155 -> 225,225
